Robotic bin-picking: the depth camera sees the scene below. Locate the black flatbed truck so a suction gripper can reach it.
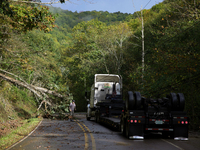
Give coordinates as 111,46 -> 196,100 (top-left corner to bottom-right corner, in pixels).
86,74 -> 189,140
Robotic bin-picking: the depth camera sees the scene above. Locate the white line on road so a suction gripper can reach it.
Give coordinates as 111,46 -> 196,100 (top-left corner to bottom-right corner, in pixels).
162,139 -> 184,150
6,119 -> 43,150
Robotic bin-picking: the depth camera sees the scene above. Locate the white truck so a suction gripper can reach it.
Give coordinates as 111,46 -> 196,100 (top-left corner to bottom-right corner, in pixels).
86,74 -> 123,121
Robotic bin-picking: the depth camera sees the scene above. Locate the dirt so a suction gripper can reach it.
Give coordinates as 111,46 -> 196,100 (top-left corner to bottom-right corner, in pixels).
0,119 -> 22,138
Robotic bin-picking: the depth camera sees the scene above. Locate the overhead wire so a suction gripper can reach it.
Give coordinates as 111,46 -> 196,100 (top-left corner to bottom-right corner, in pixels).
143,0 -> 152,10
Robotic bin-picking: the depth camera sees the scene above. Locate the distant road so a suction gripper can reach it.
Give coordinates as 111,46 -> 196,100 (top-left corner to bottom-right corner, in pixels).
7,114 -> 200,150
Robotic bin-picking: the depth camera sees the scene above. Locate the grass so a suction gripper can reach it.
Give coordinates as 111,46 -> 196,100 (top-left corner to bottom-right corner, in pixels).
0,118 -> 42,149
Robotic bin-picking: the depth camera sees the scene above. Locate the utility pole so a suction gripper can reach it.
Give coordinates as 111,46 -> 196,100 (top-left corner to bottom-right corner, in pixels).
141,8 -> 144,83
132,2 -> 145,83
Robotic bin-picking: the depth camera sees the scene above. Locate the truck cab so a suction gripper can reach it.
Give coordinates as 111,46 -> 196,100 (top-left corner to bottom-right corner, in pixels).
86,74 -> 122,120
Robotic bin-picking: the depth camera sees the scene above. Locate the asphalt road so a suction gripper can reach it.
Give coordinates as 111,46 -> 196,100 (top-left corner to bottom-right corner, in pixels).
7,114 -> 200,150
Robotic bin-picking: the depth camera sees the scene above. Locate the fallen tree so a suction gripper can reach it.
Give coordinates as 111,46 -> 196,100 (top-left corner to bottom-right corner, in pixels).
0,70 -> 69,112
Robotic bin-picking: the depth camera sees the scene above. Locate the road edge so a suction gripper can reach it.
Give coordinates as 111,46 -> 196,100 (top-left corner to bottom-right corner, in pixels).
6,118 -> 43,150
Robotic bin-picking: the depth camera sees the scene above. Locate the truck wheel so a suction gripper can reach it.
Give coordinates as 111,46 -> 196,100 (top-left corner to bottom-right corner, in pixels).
87,117 -> 91,121
170,93 -> 178,110
177,93 -> 185,111
134,91 -> 142,109
127,91 -> 135,110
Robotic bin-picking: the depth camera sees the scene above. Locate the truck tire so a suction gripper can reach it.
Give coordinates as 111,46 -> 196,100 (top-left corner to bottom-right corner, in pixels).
127,91 -> 135,110
170,93 -> 178,110
134,91 -> 142,109
177,93 -> 185,111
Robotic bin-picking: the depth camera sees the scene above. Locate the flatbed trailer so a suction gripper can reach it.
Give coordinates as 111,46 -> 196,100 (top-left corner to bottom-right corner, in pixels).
99,117 -> 120,130
95,99 -> 124,131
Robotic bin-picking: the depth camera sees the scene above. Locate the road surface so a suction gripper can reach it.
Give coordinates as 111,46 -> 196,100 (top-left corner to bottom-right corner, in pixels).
7,114 -> 200,150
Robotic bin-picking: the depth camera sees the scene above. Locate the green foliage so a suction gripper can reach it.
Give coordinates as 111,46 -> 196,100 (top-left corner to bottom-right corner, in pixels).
0,81 -> 37,121
2,2 -> 56,32
47,7 -> 135,47
0,118 -> 41,149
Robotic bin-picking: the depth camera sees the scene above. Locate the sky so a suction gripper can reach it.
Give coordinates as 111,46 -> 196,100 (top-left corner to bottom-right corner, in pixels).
42,0 -> 164,14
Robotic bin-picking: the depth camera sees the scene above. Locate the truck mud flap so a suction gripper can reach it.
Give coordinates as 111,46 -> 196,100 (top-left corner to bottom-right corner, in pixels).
127,124 -> 144,140
174,125 -> 188,140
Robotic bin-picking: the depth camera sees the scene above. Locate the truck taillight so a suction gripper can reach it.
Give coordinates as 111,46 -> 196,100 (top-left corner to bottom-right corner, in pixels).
181,121 -> 184,124
185,121 -> 188,124
130,120 -> 140,123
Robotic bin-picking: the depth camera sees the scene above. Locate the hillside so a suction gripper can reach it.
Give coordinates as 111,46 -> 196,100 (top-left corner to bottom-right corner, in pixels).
47,6 -> 135,44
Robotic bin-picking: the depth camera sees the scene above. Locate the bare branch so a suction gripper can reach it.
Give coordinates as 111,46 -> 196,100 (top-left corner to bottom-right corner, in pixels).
37,100 -> 51,111
0,72 -> 43,98
0,68 -> 29,85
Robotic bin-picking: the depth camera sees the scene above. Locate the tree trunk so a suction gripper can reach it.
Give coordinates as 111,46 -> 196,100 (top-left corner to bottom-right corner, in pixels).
0,72 -> 66,98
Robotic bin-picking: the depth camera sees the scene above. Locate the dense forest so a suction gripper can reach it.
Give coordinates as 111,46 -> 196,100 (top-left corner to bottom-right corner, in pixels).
0,0 -> 200,135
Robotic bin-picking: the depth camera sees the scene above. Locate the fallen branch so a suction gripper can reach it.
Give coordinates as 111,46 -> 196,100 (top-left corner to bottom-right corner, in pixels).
0,70 -> 67,112
32,85 -> 65,98
0,72 -> 43,99
0,70 -> 67,98
37,99 -> 52,111
0,68 -> 28,85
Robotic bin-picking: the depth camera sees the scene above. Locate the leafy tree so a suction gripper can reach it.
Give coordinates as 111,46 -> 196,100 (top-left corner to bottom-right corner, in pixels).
95,23 -> 132,74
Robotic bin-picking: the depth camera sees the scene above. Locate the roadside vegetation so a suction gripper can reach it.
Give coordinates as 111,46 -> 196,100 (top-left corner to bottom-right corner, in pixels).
0,118 -> 42,149
0,1 -> 199,147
